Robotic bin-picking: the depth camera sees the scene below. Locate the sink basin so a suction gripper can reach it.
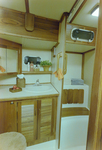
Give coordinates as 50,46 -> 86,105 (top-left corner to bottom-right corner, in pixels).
23,84 -> 52,93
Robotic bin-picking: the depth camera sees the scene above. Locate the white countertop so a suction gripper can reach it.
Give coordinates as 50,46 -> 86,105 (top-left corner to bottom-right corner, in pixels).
0,84 -> 59,101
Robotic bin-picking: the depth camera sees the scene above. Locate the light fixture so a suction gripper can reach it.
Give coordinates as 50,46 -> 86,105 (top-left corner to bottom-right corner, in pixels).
67,0 -> 84,22
91,5 -> 99,17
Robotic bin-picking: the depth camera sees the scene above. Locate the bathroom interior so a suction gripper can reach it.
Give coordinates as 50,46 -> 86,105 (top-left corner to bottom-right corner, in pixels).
0,0 -> 100,150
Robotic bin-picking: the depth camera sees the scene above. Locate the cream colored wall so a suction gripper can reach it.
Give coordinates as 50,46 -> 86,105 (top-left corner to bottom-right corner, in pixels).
84,51 -> 95,108
51,17 -> 66,149
64,53 -> 82,85
0,49 -> 51,85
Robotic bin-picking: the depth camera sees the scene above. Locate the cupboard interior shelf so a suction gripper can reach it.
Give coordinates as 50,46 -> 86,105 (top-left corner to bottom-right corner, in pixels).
22,71 -> 52,74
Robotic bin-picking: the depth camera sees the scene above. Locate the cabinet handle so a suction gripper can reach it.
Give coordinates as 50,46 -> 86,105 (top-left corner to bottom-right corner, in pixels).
10,101 -> 14,104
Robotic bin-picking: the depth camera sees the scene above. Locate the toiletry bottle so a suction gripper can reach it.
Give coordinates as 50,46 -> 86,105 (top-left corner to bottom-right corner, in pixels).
28,62 -> 30,71
30,62 -> 34,71
35,64 -> 40,71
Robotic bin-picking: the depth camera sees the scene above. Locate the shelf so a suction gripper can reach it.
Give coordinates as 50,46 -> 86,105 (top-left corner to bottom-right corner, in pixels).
22,71 -> 52,74
0,72 -> 18,76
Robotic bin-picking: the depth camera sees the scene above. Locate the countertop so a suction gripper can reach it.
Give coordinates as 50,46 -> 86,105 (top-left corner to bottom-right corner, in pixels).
0,84 -> 59,101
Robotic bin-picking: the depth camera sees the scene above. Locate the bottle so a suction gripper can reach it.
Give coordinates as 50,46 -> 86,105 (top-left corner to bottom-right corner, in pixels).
35,64 -> 40,71
27,62 -> 30,71
30,62 -> 34,71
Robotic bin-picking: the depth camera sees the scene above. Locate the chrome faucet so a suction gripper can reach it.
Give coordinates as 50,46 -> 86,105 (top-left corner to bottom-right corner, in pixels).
35,79 -> 40,86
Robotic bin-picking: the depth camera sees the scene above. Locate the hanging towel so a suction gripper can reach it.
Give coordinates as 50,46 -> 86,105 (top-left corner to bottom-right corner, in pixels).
53,68 -> 64,80
0,66 -> 5,73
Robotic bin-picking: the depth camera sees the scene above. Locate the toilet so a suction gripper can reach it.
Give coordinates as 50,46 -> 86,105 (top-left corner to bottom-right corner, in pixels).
0,132 -> 26,150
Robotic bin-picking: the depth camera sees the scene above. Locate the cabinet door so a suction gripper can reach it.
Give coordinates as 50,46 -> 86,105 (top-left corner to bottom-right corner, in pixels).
0,101 -> 17,133
17,100 -> 37,146
37,97 -> 57,144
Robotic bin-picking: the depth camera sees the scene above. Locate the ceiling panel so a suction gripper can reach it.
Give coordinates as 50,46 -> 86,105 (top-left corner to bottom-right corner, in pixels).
0,0 -> 26,12
29,0 -> 76,20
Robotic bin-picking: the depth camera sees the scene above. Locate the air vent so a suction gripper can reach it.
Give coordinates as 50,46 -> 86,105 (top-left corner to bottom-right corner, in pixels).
71,28 -> 94,42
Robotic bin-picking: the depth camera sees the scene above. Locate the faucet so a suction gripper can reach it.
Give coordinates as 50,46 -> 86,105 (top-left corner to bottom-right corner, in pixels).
35,79 -> 40,86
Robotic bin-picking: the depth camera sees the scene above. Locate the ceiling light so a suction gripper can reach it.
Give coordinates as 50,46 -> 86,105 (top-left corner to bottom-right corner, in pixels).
91,6 -> 99,17
67,0 -> 84,22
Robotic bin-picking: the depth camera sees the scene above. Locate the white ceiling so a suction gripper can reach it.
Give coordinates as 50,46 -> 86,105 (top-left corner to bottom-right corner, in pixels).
72,0 -> 99,28
0,0 -> 99,26
0,0 -> 99,51
0,0 -> 76,20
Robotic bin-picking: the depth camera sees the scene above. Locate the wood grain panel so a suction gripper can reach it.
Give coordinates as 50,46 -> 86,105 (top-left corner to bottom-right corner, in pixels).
66,23 -> 97,46
67,89 -> 73,103
0,7 -> 59,42
0,101 -> 17,133
73,89 -> 79,103
40,99 -> 52,138
62,107 -> 89,117
62,89 -> 84,104
78,89 -> 84,103
18,100 -> 37,146
37,98 -> 57,144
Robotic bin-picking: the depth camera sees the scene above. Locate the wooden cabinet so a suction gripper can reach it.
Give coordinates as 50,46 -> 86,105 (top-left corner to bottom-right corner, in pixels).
0,101 -> 17,133
17,97 -> 57,146
0,96 -> 57,146
0,38 -> 22,75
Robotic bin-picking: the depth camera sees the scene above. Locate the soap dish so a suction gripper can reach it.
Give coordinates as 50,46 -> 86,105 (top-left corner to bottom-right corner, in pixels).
9,87 -> 22,93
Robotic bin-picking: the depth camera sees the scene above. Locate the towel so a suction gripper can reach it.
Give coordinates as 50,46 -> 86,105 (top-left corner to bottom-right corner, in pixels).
53,68 -> 64,80
0,66 -> 5,73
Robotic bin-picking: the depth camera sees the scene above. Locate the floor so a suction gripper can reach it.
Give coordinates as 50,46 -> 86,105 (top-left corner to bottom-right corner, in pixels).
26,140 -> 56,150
26,140 -> 86,150
65,145 -> 86,150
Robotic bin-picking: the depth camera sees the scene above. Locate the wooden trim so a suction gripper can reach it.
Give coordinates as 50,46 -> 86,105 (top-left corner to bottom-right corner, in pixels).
0,95 -> 59,102
60,12 -> 69,23
83,48 -> 95,54
65,51 -> 83,54
0,7 -> 59,42
25,0 -> 29,13
34,100 -> 38,140
86,0 -> 102,149
0,72 -> 18,76
81,53 -> 84,79
58,16 -> 67,149
17,102 -> 21,132
22,71 -> 52,74
51,98 -> 54,135
69,0 -> 87,23
62,107 -> 89,117
37,100 -> 41,140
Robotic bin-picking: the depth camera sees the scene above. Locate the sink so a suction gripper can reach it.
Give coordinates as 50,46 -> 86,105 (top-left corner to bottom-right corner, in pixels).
23,84 -> 52,93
